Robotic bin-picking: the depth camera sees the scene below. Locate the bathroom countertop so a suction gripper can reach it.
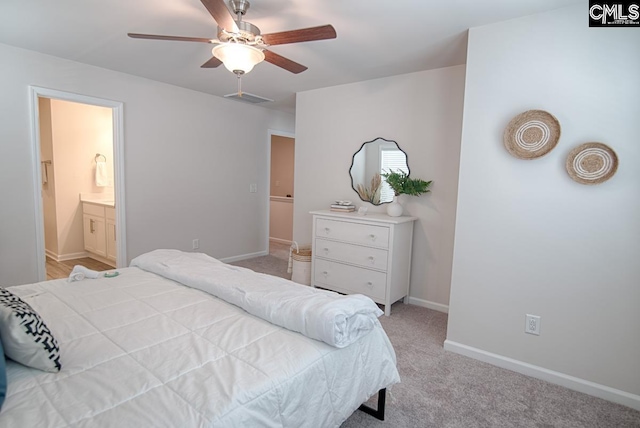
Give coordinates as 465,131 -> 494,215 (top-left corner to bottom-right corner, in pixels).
80,197 -> 115,207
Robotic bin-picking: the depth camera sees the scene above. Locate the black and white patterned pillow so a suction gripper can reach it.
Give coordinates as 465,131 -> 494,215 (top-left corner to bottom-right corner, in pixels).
0,288 -> 61,372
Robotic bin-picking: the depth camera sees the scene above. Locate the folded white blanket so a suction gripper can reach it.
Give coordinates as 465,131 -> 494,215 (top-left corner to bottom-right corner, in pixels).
130,249 -> 383,348
68,265 -> 101,282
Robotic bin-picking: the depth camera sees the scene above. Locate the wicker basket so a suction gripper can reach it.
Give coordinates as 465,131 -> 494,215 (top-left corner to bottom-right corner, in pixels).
289,243 -> 312,285
291,247 -> 312,262
503,109 -> 561,159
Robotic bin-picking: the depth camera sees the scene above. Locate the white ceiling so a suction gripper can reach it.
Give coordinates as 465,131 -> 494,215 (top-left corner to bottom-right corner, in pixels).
0,0 -> 579,114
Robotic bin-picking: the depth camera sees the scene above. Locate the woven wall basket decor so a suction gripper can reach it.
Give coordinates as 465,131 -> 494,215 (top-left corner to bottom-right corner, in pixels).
503,110 -> 561,159
566,142 -> 618,185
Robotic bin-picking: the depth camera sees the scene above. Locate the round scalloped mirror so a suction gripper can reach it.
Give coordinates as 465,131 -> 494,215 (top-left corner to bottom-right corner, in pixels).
349,137 -> 409,205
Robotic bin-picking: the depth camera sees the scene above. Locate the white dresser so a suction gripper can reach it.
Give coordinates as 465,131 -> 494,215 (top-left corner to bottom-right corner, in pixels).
310,210 -> 416,316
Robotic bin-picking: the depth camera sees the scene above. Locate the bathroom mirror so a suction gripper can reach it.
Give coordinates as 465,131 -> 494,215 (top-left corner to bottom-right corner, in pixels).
349,137 -> 409,205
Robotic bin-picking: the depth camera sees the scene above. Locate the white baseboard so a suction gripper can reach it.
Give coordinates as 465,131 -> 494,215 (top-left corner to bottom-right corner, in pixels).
45,250 -> 89,262
443,340 -> 640,411
44,249 -> 57,260
269,237 -> 292,245
408,296 -> 449,313
219,250 -> 268,264
59,251 -> 91,261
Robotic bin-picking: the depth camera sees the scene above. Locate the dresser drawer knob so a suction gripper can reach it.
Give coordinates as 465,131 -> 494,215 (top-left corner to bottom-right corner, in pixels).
322,271 -> 328,276
324,227 -> 331,234
323,247 -> 329,254
369,234 -> 376,241
368,256 -> 375,264
366,281 -> 374,288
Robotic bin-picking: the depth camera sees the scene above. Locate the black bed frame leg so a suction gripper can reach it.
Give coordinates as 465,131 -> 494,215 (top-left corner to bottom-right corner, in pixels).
358,388 -> 386,421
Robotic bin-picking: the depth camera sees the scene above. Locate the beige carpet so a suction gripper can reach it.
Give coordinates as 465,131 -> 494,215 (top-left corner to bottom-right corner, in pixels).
231,242 -> 293,280
231,254 -> 640,427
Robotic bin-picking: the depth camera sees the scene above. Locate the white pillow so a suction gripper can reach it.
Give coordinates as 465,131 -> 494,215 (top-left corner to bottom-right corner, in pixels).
0,288 -> 61,372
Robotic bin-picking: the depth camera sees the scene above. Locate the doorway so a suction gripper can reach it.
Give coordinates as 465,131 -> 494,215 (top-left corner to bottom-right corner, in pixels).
267,130 -> 295,260
29,87 -> 126,281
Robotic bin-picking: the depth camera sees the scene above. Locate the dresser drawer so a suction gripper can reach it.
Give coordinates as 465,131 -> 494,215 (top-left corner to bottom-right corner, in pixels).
315,238 -> 388,271
314,259 -> 386,301
315,218 -> 389,249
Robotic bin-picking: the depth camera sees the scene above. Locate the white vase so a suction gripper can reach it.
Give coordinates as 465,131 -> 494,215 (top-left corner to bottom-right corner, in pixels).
386,195 -> 403,217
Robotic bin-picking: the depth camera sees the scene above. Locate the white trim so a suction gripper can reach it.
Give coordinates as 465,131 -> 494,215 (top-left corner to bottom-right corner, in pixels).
58,252 -> 90,262
270,195 -> 293,203
29,89 -> 47,281
112,100 -> 127,269
44,250 -> 89,262
219,250 -> 269,264
28,86 -> 126,281
44,249 -> 57,261
265,129 -> 296,254
269,237 -> 293,245
443,340 -> 640,411
408,296 -> 449,313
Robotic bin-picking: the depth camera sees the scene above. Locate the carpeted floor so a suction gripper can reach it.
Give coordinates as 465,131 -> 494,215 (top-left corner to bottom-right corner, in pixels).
231,249 -> 640,428
341,303 -> 640,428
230,241 -> 292,279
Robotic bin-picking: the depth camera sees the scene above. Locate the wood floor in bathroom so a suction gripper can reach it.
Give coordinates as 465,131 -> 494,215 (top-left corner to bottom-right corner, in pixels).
46,257 -> 115,280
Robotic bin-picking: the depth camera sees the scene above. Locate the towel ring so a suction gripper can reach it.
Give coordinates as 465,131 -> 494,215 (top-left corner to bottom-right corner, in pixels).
95,153 -> 106,163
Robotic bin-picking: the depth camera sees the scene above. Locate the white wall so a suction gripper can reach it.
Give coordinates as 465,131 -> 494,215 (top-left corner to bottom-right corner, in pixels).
294,65 -> 465,309
447,4 -> 640,406
0,42 -> 294,286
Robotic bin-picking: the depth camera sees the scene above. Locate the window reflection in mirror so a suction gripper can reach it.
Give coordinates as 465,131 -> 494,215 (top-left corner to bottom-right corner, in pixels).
349,138 -> 409,205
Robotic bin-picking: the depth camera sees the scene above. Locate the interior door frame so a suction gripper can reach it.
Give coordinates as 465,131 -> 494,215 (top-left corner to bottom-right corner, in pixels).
265,129 -> 295,252
28,86 -> 127,279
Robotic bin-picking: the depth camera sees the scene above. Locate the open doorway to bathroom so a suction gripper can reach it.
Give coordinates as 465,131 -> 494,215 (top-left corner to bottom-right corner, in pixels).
30,87 -> 126,281
268,131 -> 295,262
39,98 -> 115,279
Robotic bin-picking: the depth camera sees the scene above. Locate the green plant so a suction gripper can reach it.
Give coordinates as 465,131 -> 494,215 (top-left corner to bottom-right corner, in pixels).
381,170 -> 432,197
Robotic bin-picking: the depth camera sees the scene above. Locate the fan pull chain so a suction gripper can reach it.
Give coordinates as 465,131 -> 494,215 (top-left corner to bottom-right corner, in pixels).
237,74 -> 243,97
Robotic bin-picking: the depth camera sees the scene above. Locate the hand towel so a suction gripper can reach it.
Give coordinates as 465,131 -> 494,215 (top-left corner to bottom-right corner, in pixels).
95,161 -> 108,187
68,265 -> 101,282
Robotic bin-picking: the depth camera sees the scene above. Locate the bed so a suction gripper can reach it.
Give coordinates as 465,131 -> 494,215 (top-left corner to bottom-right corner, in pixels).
0,250 -> 400,427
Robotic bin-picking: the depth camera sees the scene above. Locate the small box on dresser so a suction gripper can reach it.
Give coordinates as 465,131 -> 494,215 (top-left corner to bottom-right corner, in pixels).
310,210 -> 416,316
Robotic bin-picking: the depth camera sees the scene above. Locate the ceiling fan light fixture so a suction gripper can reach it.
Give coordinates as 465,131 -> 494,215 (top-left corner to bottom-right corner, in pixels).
212,43 -> 265,74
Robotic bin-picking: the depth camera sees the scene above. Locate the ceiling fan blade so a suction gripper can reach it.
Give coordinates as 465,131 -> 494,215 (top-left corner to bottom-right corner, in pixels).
263,50 -> 307,74
201,0 -> 239,33
201,57 -> 223,68
261,25 -> 336,46
128,33 -> 214,43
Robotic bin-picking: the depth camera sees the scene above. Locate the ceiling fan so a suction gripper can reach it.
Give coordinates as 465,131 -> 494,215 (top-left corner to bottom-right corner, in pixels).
128,0 -> 336,77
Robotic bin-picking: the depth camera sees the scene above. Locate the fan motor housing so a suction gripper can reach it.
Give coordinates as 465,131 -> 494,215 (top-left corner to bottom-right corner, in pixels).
218,20 -> 261,43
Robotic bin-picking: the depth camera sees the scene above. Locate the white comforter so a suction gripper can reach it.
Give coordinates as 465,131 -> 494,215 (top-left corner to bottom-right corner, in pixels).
0,266 -> 400,427
131,250 -> 383,348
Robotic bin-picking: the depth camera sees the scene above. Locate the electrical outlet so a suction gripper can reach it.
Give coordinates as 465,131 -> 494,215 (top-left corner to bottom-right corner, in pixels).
249,183 -> 257,193
525,314 -> 541,335
192,239 -> 199,250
